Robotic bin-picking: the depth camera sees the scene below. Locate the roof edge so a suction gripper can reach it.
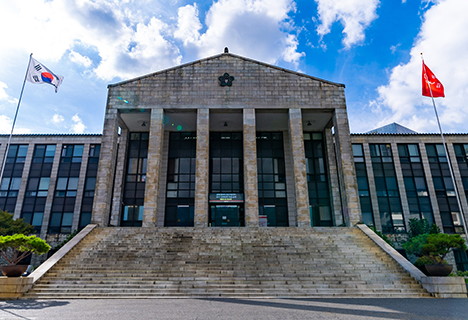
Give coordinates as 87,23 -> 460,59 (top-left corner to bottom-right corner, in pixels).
108,52 -> 345,88
351,133 -> 468,136
0,133 -> 103,137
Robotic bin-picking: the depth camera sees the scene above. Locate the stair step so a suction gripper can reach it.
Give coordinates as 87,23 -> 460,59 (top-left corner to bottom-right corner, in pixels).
24,227 -> 429,298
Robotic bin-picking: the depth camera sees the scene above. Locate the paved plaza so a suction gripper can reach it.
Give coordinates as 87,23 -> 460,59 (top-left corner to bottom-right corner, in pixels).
1,298 -> 468,320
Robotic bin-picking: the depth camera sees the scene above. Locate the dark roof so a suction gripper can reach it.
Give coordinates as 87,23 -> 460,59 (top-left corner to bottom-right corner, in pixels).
364,122 -> 417,134
108,52 -> 345,88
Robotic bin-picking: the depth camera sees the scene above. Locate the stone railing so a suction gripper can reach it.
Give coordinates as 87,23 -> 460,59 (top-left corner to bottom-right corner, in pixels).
357,224 -> 467,298
0,224 -> 97,300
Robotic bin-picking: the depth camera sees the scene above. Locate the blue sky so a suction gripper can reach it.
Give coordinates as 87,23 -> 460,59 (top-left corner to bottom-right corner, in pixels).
0,0 -> 467,134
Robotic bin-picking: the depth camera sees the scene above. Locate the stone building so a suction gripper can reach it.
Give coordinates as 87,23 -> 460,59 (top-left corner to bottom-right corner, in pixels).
1,50 -> 468,269
91,49 -> 361,230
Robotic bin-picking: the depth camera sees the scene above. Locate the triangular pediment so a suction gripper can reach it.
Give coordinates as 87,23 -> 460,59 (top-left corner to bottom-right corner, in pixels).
109,52 -> 344,89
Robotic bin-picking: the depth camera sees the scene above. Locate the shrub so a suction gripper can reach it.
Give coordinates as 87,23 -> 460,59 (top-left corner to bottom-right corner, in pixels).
54,230 -> 79,251
0,210 -> 34,236
0,234 -> 51,265
403,234 -> 428,258
369,225 -> 394,248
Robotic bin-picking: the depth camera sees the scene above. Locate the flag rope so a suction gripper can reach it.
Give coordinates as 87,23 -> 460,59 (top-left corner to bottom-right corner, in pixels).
0,54 -> 33,198
421,53 -> 468,240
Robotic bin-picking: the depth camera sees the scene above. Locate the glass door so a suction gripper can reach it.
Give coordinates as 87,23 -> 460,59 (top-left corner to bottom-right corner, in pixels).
210,205 -> 241,226
176,205 -> 194,226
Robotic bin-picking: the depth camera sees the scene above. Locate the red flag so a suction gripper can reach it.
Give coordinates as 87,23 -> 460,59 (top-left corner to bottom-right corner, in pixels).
422,61 -> 444,98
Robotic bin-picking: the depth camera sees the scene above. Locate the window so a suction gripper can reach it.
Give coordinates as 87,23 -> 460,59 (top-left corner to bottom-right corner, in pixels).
398,144 -> 433,223
49,144 -> 84,234
353,144 -> 374,226
257,132 -> 288,226
122,133 -> 148,227
80,144 -> 100,229
428,144 -> 463,234
370,144 -> 405,233
306,133 -> 332,226
0,145 -> 28,213
21,144 -> 55,233
165,132 -> 196,227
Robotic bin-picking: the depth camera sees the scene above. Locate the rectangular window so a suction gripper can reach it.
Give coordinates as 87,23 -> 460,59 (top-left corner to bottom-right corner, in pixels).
1,144 -> 28,213
305,133 -> 331,226
370,144 -> 405,233
49,144 -> 84,234
122,133 -> 148,227
353,144 -> 374,226
257,132 -> 288,227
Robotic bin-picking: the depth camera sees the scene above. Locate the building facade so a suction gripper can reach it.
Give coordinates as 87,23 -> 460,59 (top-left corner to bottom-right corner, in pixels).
2,51 -> 468,268
90,51 -> 361,230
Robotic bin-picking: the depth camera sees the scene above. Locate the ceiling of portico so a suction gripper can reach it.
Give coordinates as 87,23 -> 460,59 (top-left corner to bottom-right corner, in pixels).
118,109 -> 334,133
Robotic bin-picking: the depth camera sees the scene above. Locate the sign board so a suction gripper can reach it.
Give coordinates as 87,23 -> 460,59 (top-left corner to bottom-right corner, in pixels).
209,193 -> 244,203
259,215 -> 268,227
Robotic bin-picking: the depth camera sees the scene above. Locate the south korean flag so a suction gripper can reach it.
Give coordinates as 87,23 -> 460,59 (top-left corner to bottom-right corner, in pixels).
26,56 -> 64,93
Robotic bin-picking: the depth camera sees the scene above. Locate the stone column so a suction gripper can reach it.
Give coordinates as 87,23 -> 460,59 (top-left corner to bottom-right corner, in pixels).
72,144 -> 90,231
325,127 -> 342,226
92,108 -> 120,226
243,109 -> 258,227
41,143 -> 62,238
13,142 -> 34,219
283,130 -> 296,227
363,143 -> 382,230
110,125 -> 129,227
419,143 -> 443,230
391,143 -> 411,230
142,108 -> 164,227
194,109 -> 209,227
333,109 -> 361,226
288,109 -> 311,227
156,131 -> 170,227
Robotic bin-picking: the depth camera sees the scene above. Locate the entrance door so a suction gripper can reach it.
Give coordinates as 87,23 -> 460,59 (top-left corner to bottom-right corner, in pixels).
261,205 -> 288,226
263,205 -> 276,226
164,205 -> 194,226
177,205 -> 194,226
210,205 -> 241,226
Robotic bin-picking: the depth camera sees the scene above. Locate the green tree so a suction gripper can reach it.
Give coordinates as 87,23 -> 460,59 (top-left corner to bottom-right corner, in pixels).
0,210 -> 34,236
420,233 -> 467,265
0,234 -> 50,265
407,218 -> 440,239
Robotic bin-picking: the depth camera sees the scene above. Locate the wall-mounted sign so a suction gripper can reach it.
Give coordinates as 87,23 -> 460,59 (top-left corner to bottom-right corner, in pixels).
209,193 -> 244,203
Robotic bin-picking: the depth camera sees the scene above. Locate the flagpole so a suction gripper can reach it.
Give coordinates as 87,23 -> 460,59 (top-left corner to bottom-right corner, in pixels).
0,53 -> 33,194
421,53 -> 468,240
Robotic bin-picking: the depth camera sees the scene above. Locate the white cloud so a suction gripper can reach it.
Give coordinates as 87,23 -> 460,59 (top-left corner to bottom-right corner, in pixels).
174,0 -> 304,66
71,114 -> 86,133
0,0 -> 182,81
0,82 -> 9,101
52,113 -> 65,124
0,115 -> 31,134
174,4 -> 203,46
314,0 -> 380,49
390,43 -> 401,54
69,51 -> 92,67
372,0 -> 468,133
0,82 -> 18,105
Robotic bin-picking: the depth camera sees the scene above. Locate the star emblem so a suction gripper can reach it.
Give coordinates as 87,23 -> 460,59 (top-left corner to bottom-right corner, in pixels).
218,73 -> 234,86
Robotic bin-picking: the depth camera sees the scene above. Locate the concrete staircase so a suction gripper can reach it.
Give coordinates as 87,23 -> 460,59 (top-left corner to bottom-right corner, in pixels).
23,227 -> 431,298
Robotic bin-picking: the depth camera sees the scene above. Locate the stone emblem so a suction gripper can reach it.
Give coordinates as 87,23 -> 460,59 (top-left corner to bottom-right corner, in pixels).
218,73 -> 234,87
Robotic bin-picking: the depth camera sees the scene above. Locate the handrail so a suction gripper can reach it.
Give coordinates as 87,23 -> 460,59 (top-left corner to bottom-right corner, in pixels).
29,224 -> 97,283
356,224 -> 426,282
